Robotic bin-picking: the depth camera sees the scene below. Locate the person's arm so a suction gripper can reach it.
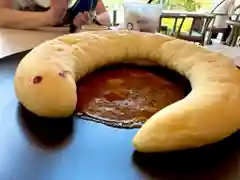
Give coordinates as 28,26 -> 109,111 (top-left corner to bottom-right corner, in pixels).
95,0 -> 110,26
0,0 -> 68,29
72,0 -> 110,28
0,8 -> 52,29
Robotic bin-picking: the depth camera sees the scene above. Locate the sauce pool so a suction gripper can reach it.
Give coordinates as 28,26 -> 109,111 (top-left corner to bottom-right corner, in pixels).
76,65 -> 190,127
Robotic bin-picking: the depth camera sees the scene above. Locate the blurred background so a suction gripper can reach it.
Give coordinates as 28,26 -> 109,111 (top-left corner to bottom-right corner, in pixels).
104,0 -> 218,32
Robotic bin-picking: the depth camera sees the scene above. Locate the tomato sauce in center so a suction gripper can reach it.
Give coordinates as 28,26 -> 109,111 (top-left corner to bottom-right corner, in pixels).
76,65 -> 190,128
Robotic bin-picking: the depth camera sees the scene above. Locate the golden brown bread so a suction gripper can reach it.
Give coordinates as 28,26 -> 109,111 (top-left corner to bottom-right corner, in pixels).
14,30 -> 240,152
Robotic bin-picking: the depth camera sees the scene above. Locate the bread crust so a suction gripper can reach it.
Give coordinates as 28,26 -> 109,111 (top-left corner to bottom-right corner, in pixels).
14,30 -> 240,152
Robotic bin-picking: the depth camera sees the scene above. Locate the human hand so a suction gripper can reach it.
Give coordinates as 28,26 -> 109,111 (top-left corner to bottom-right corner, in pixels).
47,0 -> 69,26
73,11 -> 90,28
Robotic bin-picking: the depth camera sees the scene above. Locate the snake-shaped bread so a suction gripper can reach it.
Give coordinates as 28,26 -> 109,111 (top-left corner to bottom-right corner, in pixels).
14,30 -> 240,153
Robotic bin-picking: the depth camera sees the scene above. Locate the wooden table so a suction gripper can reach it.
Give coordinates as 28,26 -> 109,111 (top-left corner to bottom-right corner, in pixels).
0,27 -> 68,58
0,27 -> 239,60
160,10 -> 214,28
0,26 -> 123,58
161,10 -> 213,18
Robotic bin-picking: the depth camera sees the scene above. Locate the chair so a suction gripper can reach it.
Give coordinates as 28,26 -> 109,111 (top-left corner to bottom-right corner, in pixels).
171,14 -> 214,46
226,5 -> 240,46
155,0 -> 214,46
206,0 -> 230,44
172,0 -> 230,46
159,14 -> 186,35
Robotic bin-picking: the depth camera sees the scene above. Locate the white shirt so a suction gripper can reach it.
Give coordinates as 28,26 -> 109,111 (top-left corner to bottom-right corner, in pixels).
13,0 -> 78,10
13,0 -> 50,10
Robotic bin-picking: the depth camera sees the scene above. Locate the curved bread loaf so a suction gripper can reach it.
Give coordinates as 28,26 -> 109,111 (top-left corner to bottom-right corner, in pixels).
14,30 -> 240,152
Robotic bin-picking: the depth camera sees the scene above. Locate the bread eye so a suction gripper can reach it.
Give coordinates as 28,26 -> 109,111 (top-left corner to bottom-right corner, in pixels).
58,71 -> 71,78
33,76 -> 43,84
58,71 -> 66,77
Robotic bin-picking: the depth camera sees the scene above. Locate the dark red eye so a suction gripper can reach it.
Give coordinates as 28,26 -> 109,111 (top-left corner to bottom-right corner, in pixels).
33,76 -> 43,84
58,72 -> 66,77
58,71 -> 69,78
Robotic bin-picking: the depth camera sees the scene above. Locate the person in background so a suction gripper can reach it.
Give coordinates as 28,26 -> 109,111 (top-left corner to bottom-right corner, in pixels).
0,0 -> 110,30
211,0 -> 240,44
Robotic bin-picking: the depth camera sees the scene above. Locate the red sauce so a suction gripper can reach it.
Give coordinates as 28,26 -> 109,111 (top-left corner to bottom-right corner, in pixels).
76,65 -> 189,127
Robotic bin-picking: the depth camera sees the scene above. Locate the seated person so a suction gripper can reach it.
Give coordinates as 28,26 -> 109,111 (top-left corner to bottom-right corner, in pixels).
0,0 -> 110,29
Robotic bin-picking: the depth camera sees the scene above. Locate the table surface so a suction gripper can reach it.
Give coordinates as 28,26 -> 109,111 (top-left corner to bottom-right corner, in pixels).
161,10 -> 213,18
0,27 -> 239,58
0,27 -> 240,180
0,27 -> 69,58
0,50 -> 239,180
